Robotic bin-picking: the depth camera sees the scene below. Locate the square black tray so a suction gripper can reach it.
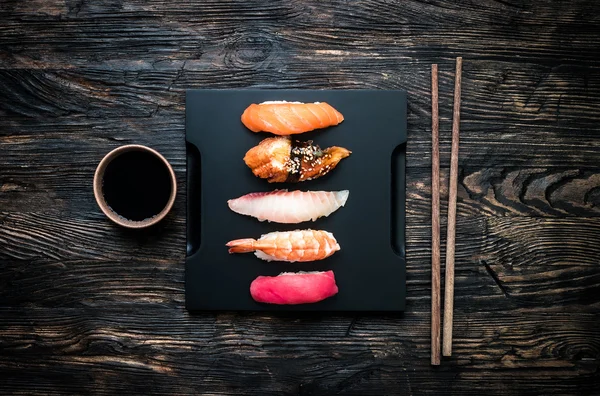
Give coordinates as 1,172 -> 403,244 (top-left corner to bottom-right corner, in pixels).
185,89 -> 406,312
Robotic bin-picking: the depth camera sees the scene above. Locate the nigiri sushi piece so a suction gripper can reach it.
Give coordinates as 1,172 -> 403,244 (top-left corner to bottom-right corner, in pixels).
250,270 -> 339,305
226,229 -> 340,262
243,136 -> 351,183
241,101 -> 344,135
228,189 -> 349,224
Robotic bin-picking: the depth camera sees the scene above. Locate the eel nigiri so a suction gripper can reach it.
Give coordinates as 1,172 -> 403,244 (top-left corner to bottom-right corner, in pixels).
226,229 -> 340,262
243,136 -> 351,183
228,189 -> 349,224
250,270 -> 339,305
241,101 -> 344,135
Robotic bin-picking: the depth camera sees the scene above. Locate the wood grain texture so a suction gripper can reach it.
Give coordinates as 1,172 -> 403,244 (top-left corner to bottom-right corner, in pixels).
443,56 -> 462,357
407,167 -> 600,217
1,65 -> 599,167
431,64 -> 441,365
1,0 -> 600,394
0,307 -> 598,395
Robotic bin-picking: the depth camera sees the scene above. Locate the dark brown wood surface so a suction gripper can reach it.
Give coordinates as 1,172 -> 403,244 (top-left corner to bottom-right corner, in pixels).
1,0 -> 599,394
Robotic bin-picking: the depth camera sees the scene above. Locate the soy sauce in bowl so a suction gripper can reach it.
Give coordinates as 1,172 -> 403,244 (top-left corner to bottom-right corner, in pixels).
93,145 -> 177,229
102,151 -> 172,221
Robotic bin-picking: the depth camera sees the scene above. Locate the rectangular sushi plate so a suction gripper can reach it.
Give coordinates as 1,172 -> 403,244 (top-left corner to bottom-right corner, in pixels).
185,89 -> 406,312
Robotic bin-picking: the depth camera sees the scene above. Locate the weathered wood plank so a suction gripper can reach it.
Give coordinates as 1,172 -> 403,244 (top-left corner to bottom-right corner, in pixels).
1,0 -> 599,70
2,215 -> 599,312
0,259 -> 184,308
0,307 -> 598,395
407,216 -> 600,310
1,63 -> 599,132
0,213 -> 185,262
2,0 -> 599,24
407,167 -> 600,217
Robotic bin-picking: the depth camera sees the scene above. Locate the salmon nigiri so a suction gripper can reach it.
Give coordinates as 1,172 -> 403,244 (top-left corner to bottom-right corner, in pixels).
243,136 -> 351,183
228,189 -> 349,224
226,229 -> 340,262
241,101 -> 344,135
250,271 -> 339,305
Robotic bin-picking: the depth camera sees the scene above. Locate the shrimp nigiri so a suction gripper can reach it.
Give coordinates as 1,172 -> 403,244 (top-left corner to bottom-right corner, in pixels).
241,101 -> 344,135
243,136 -> 351,183
226,229 -> 340,262
250,271 -> 339,305
228,189 -> 349,224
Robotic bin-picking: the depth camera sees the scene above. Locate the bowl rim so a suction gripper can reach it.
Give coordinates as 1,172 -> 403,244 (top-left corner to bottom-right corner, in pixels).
93,144 -> 177,229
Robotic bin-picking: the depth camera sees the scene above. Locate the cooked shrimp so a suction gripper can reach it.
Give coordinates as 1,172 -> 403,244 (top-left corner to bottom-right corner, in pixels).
226,229 -> 340,262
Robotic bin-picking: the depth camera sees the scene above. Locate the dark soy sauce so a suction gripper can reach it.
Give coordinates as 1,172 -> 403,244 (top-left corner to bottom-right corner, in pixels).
102,151 -> 172,221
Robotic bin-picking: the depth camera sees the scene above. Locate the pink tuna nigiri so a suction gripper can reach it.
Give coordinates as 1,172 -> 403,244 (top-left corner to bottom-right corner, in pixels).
250,270 -> 339,305
228,189 -> 349,224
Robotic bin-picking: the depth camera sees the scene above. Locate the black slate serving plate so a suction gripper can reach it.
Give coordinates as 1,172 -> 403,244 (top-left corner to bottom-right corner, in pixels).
185,89 -> 406,312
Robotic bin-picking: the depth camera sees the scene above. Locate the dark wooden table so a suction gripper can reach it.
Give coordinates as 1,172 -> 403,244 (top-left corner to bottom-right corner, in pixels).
1,1 -> 599,394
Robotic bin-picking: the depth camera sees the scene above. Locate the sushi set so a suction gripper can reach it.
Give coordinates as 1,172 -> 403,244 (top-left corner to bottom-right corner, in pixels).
185,89 -> 407,311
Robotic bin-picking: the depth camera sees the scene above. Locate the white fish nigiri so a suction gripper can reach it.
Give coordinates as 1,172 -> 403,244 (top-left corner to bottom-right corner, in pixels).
227,189 -> 349,224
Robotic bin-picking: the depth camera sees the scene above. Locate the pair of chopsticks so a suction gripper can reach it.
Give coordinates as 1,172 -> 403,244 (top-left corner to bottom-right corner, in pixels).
431,57 -> 462,365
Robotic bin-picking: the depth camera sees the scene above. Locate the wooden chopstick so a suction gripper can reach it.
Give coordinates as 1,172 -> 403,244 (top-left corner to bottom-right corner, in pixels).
443,56 -> 463,357
431,64 -> 441,366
